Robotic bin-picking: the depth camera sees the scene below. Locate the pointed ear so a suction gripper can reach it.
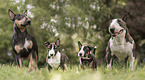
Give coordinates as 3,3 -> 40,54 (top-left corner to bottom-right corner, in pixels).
78,41 -> 82,48
8,9 -> 15,21
45,42 -> 50,47
56,38 -> 60,47
122,12 -> 128,22
109,14 -> 113,20
23,10 -> 27,15
88,46 -> 94,51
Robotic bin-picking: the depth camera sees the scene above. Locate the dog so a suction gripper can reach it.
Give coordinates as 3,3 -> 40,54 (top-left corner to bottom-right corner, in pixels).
78,41 -> 97,70
8,9 -> 38,71
45,38 -> 70,72
105,13 -> 135,70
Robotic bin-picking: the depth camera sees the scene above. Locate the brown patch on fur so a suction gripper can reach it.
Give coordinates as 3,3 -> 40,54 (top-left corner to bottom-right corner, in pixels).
117,18 -> 134,43
28,53 -> 33,72
15,45 -> 22,53
15,17 -> 27,32
28,40 -> 33,49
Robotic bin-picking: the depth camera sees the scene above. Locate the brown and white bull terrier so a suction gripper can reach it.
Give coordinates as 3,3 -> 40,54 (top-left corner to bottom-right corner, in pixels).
105,13 -> 135,70
9,9 -> 38,71
45,38 -> 70,72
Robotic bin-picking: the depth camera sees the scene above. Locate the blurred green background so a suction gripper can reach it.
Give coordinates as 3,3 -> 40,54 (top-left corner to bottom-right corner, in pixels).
0,0 -> 145,67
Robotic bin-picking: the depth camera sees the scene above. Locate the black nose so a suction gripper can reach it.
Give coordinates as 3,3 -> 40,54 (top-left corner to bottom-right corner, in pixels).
50,54 -> 53,56
79,53 -> 82,56
110,28 -> 115,33
27,20 -> 31,25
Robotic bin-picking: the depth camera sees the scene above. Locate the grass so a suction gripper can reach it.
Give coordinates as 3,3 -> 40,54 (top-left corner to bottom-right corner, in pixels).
0,64 -> 145,80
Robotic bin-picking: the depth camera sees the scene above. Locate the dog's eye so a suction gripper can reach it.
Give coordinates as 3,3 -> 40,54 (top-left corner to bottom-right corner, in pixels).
54,45 -> 58,50
18,18 -> 21,20
47,46 -> 51,50
117,19 -> 121,23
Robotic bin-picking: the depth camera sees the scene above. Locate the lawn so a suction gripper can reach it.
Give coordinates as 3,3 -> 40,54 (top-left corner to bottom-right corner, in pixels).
0,64 -> 144,80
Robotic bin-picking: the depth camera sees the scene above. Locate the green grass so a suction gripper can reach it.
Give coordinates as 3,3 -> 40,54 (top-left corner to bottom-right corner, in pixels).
0,64 -> 145,80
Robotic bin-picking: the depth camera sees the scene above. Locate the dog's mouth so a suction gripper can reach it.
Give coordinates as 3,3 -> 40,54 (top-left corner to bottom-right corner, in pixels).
21,21 -> 31,27
110,29 -> 124,37
80,57 -> 90,59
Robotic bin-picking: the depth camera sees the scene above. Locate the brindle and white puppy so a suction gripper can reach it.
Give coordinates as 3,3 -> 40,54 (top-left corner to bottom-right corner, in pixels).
78,41 -> 97,70
45,38 -> 70,72
105,13 -> 135,70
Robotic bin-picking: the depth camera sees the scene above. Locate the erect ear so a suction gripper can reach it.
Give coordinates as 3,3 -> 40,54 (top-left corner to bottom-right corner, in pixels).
45,42 -> 50,47
122,12 -> 128,22
88,46 -> 94,51
78,41 -> 82,49
8,9 -> 16,21
23,10 -> 27,15
55,38 -> 60,47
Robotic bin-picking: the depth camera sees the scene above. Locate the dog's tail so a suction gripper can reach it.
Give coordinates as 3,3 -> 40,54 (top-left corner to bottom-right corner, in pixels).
93,46 -> 97,54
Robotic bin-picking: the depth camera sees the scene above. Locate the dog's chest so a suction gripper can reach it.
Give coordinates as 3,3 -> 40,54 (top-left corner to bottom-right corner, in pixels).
47,52 -> 61,68
110,37 -> 133,59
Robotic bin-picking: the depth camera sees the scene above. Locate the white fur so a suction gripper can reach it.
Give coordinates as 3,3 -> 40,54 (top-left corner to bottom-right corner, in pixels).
24,38 -> 30,51
109,19 -> 124,33
108,19 -> 135,70
46,51 -> 61,68
48,45 -> 55,56
78,46 -> 85,57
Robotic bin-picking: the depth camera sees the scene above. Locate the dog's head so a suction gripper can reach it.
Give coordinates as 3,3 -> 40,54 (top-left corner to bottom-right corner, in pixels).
9,9 -> 31,31
78,41 -> 94,58
45,38 -> 60,58
109,13 -> 128,37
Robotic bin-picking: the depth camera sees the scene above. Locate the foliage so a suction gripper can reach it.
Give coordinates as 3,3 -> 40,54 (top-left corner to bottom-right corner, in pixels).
0,0 -> 144,66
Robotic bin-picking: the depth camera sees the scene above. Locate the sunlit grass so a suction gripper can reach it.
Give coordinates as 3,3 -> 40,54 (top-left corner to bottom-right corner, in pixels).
0,64 -> 144,80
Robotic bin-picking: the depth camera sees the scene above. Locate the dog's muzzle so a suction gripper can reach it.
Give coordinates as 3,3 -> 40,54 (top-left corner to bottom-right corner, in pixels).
79,53 -> 82,56
21,20 -> 31,27
27,20 -> 31,25
110,28 -> 124,37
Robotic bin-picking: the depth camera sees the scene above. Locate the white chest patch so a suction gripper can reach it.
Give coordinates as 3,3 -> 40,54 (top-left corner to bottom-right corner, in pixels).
23,38 -> 31,50
110,35 -> 134,59
46,52 -> 61,68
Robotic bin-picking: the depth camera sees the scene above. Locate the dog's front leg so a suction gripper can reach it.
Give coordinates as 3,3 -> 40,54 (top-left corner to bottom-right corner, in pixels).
18,55 -> 22,70
60,62 -> 65,71
35,51 -> 38,70
129,54 -> 135,70
47,64 -> 52,72
92,61 -> 97,71
29,53 -> 33,72
107,55 -> 113,70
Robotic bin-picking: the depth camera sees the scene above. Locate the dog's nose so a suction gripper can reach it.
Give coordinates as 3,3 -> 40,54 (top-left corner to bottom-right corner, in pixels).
110,28 -> 115,33
50,54 -> 53,56
79,53 -> 82,56
27,20 -> 31,25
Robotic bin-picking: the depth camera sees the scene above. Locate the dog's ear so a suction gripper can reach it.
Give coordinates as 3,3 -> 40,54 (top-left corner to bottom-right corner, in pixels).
88,46 -> 94,51
23,10 -> 27,15
122,12 -> 128,22
8,9 -> 16,21
93,46 -> 97,55
56,38 -> 60,47
78,41 -> 82,48
45,42 -> 50,47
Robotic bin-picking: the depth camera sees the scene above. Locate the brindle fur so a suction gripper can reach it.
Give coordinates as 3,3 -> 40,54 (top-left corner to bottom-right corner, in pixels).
105,13 -> 135,70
